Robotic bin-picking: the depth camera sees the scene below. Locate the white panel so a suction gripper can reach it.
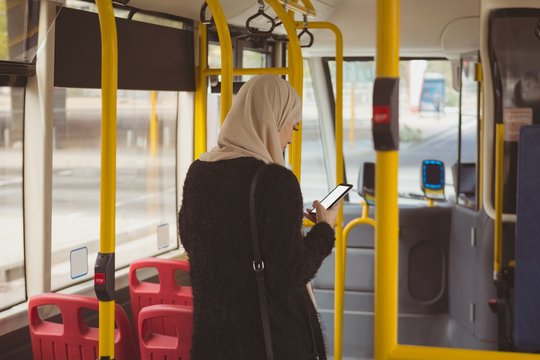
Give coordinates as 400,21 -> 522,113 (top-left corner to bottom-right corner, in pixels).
70,247 -> 88,279
441,17 -> 481,58
157,224 -> 171,250
24,1 -> 55,296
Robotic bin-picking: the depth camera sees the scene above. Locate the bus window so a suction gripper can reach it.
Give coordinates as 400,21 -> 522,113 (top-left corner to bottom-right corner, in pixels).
327,59 -> 460,204
208,43 -> 221,69
0,86 -> 25,309
456,58 -> 480,208
300,59 -> 328,201
51,88 -> 180,290
242,49 -> 266,69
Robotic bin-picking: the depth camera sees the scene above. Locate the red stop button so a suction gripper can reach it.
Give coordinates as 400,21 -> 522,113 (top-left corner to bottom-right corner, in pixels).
95,273 -> 106,285
373,105 -> 391,124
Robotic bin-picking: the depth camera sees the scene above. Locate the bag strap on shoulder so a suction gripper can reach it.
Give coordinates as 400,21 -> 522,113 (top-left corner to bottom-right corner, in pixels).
249,165 -> 275,360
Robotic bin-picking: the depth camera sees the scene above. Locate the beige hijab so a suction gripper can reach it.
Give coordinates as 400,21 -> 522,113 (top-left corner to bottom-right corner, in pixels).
199,74 -> 302,166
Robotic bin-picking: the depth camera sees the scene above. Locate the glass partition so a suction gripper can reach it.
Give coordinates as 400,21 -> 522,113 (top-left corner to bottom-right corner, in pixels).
0,86 -> 25,309
51,88 -> 179,290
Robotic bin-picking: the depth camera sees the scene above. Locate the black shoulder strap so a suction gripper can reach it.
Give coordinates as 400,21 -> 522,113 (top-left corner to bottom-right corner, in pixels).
249,165 -> 274,360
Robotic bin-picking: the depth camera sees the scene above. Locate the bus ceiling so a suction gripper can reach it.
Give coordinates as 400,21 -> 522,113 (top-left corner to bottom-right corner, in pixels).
112,0 -> 480,58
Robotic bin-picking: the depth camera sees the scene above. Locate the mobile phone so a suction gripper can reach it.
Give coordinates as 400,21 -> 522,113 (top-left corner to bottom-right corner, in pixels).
310,183 -> 353,214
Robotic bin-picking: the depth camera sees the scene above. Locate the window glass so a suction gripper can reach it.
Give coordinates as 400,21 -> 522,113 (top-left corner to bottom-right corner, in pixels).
130,13 -> 184,29
328,59 -> 459,204
0,0 -> 39,62
242,49 -> 265,68
457,59 -> 479,208
64,0 -> 130,18
300,60 -> 327,201
208,43 -> 221,69
51,88 -> 179,290
460,59 -> 479,166
0,86 -> 25,309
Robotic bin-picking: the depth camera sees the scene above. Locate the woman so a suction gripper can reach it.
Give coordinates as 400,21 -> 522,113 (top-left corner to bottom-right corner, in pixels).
179,74 -> 338,360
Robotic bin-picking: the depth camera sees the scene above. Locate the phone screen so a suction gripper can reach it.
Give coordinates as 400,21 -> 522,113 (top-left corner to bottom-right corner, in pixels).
311,184 -> 353,213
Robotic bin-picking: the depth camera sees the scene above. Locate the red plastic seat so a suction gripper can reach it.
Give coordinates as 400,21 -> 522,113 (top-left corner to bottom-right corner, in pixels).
28,293 -> 136,360
129,258 -> 192,336
138,304 -> 193,360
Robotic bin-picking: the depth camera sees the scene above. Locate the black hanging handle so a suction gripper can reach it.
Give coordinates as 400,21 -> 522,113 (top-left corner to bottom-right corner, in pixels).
200,2 -> 214,25
298,16 -> 314,48
246,0 -> 277,35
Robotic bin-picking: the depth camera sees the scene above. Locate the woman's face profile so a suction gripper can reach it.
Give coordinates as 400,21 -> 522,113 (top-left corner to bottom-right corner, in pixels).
278,121 -> 300,151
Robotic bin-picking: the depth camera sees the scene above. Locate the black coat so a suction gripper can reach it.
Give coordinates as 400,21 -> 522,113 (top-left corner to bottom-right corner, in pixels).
179,157 -> 335,360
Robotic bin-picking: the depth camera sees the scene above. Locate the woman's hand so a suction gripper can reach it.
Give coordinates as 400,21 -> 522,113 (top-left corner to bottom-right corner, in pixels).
303,200 -> 340,227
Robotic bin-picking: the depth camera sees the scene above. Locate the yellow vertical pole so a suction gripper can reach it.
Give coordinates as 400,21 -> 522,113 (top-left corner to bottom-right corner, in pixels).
266,0 -> 304,180
95,0 -> 117,358
333,24 -> 345,360
374,0 -> 400,360
494,123 -> 504,279
350,84 -> 356,146
149,91 -> 158,158
205,0 -> 233,124
194,23 -> 208,159
297,21 -> 344,360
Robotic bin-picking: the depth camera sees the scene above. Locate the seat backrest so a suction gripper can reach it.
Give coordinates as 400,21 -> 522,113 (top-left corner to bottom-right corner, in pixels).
28,293 -> 136,360
129,258 -> 192,336
138,304 -> 193,360
514,125 -> 540,351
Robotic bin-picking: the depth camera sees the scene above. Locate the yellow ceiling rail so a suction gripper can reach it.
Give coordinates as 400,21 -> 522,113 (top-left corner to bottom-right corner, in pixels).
204,67 -> 289,76
205,0 -> 233,125
278,0 -> 317,17
94,0 -> 117,358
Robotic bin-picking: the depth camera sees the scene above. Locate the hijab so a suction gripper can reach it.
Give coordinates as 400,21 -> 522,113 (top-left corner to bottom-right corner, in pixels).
199,74 -> 302,166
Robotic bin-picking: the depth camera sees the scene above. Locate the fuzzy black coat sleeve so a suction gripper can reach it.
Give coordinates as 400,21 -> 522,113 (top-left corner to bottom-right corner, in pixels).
255,164 -> 335,295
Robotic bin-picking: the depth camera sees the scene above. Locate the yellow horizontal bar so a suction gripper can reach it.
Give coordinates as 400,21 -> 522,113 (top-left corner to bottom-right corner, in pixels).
390,345 -> 540,360
278,0 -> 316,16
204,67 -> 289,76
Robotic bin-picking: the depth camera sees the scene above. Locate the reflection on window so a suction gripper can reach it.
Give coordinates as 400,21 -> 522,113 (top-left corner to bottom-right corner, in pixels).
328,60 -> 459,204
300,60 -> 327,202
0,86 -> 25,309
0,0 -> 39,62
51,88 -> 179,290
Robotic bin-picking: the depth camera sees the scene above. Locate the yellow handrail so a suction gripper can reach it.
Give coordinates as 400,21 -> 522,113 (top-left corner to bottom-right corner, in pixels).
194,23 -> 208,159
278,0 -> 317,16
390,345 -> 538,360
95,0 -> 117,358
293,20 -> 345,360
205,0 -> 233,125
374,1 -> 400,360
340,203 -> 376,359
204,67 -> 289,76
